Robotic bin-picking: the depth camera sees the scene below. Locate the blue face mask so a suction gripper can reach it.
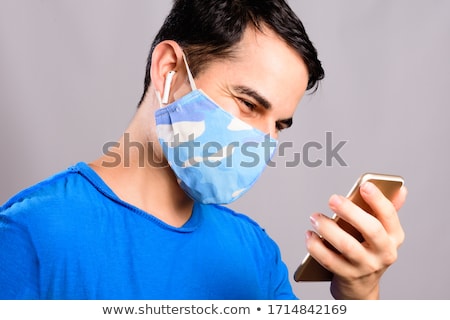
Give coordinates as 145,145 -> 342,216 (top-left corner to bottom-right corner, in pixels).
154,56 -> 278,204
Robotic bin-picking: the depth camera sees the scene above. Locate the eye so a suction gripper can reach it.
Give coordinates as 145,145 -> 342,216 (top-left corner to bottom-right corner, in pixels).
238,98 -> 257,111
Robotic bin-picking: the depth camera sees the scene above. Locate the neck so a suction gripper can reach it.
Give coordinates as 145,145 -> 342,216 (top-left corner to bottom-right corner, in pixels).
89,99 -> 194,227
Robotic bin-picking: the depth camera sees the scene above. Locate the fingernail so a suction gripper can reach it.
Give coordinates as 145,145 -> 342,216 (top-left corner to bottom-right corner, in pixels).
361,181 -> 375,194
329,194 -> 342,208
309,213 -> 320,229
305,230 -> 313,241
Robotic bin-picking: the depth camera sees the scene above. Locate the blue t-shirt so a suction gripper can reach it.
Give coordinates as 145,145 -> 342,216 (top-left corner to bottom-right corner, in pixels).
0,162 -> 296,299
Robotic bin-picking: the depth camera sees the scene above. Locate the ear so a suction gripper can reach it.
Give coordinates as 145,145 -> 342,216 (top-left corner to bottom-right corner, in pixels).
150,40 -> 188,103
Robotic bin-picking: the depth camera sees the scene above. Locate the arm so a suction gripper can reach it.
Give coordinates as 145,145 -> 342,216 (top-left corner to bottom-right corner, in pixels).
0,214 -> 40,299
305,181 -> 408,299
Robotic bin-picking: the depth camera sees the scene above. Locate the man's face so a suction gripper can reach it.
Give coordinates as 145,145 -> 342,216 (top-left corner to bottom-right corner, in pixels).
192,25 -> 309,140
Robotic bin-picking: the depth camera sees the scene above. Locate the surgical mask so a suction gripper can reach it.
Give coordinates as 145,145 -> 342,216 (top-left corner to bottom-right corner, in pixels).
154,55 -> 278,204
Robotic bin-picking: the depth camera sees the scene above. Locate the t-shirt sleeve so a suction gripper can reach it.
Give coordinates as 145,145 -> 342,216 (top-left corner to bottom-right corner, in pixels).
0,213 -> 39,299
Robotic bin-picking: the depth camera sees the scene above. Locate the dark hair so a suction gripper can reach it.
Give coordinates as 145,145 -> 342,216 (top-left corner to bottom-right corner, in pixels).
139,0 -> 324,105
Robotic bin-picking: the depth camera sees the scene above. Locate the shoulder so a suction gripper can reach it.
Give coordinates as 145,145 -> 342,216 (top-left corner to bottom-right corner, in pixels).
200,203 -> 265,228
198,203 -> 275,244
1,163 -> 92,221
0,162 -> 110,251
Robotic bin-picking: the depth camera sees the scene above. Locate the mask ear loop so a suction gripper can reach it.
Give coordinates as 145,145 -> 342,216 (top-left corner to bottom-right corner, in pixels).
182,53 -> 197,91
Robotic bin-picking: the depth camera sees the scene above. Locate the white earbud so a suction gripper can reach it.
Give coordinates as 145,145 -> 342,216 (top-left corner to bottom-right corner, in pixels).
161,71 -> 176,104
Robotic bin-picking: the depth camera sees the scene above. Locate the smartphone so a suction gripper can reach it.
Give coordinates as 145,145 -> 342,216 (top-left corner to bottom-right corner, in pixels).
293,172 -> 404,282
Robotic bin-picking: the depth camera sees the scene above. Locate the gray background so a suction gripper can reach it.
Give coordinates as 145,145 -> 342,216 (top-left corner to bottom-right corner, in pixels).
1,0 -> 448,299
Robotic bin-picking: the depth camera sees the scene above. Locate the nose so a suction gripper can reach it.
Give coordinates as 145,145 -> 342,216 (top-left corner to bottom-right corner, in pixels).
253,119 -> 278,140
268,128 -> 278,140
243,115 -> 279,140
264,117 -> 279,140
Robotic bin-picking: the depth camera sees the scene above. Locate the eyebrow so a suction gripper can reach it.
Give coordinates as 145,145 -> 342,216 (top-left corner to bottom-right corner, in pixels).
233,85 -> 272,110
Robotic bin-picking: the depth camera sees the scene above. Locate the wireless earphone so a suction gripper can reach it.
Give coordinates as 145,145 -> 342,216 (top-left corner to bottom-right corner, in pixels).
161,71 -> 176,104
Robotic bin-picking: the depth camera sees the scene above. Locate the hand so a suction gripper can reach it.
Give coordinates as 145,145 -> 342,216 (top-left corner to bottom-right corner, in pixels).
305,181 -> 408,299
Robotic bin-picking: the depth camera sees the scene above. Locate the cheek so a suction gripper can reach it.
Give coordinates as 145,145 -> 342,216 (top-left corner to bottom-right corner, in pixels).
204,92 -> 242,120
211,94 -> 271,133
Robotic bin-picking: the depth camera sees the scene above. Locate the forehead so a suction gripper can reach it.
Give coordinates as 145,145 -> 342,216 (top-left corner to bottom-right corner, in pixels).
208,25 -> 309,114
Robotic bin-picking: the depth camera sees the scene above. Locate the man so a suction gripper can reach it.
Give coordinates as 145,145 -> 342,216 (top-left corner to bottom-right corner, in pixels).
0,0 -> 407,299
